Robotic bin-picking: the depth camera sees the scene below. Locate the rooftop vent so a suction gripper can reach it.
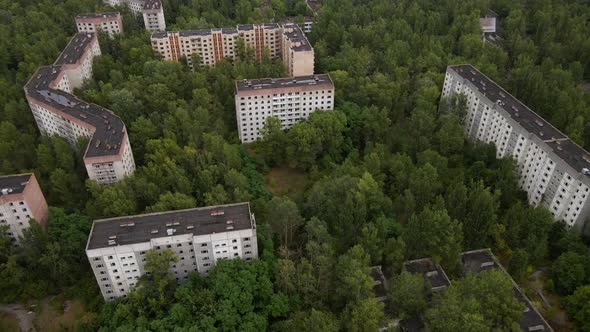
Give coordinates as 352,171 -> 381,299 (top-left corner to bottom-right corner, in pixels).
480,261 -> 494,268
211,210 -> 224,216
1,188 -> 13,195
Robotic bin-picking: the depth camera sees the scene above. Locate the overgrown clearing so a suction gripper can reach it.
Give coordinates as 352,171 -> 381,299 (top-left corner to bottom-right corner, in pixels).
264,167 -> 308,198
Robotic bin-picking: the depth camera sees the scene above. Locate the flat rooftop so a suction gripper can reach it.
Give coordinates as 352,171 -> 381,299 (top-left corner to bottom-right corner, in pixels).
449,64 -> 590,173
0,174 -> 33,195
87,202 -> 253,250
283,24 -> 312,51
404,258 -> 451,289
235,74 -> 333,92
461,249 -> 553,332
25,65 -> 125,158
152,23 -> 286,39
55,32 -> 95,65
76,12 -> 120,19
143,0 -> 161,10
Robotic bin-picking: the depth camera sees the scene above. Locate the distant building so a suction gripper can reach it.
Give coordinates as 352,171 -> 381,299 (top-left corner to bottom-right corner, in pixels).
150,23 -> 314,76
24,33 -> 136,184
306,0 -> 321,15
403,258 -> 451,292
280,16 -> 313,33
234,74 -> 334,143
282,24 -> 314,76
75,12 -> 123,37
0,174 -> 48,244
479,15 -> 496,34
443,65 -> 590,231
142,0 -> 166,31
102,0 -> 166,31
86,202 -> 259,301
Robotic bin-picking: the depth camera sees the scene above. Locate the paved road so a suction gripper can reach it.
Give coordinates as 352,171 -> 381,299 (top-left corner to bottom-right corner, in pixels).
0,304 -> 36,332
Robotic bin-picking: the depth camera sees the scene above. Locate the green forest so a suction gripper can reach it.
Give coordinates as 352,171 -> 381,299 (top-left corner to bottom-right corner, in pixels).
1,0 -> 590,330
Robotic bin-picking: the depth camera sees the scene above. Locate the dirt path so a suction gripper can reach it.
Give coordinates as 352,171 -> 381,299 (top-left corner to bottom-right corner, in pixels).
0,304 -> 36,332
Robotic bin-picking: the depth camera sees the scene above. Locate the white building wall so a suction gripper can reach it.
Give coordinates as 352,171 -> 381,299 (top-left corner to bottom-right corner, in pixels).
0,200 -> 34,243
236,86 -> 334,143
443,67 -> 590,229
88,227 -> 258,300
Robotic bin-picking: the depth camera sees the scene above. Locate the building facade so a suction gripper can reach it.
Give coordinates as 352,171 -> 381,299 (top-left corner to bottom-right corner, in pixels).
235,74 -> 334,143
150,23 -> 314,75
24,33 -> 136,185
75,12 -> 123,37
442,64 -> 590,231
142,0 -> 166,31
103,0 -> 165,31
86,202 -> 259,301
0,174 -> 48,244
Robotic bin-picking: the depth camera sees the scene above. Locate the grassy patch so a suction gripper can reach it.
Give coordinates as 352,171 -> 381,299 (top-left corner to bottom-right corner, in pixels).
34,297 -> 94,332
264,167 -> 308,198
0,312 -> 19,331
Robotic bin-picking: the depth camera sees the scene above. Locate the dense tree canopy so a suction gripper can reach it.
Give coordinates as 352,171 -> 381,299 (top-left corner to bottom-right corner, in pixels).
0,0 -> 589,330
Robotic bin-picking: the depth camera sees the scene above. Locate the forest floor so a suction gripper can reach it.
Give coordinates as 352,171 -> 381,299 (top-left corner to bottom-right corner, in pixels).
0,303 -> 35,332
522,270 -> 573,332
264,167 -> 308,198
0,311 -> 24,331
33,297 -> 90,332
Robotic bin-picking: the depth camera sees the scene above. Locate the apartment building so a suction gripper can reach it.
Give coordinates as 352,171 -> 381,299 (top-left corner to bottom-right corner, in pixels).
142,0 -> 166,31
86,202 -> 258,301
75,12 -> 123,37
102,0 -> 165,31
24,33 -> 136,185
281,23 -> 314,76
235,74 -> 334,143
150,23 -> 314,75
442,64 -> 590,231
0,174 -> 48,244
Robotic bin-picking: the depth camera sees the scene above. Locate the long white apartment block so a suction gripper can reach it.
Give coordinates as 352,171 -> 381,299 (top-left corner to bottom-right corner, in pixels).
443,65 -> 590,231
0,174 -> 48,245
235,74 -> 334,143
24,33 -> 136,185
103,0 -> 165,31
150,23 -> 314,76
75,12 -> 123,37
86,202 -> 259,301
